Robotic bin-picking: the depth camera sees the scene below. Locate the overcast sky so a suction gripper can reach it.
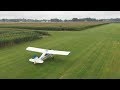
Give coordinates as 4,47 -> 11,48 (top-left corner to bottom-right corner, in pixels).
0,11 -> 120,20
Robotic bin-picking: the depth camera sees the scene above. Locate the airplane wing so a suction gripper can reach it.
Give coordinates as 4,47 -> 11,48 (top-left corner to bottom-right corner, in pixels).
47,50 -> 70,55
26,47 -> 70,55
26,47 -> 47,53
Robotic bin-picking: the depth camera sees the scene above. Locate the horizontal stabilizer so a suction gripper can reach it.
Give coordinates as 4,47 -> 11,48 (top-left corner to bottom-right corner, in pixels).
29,58 -> 44,63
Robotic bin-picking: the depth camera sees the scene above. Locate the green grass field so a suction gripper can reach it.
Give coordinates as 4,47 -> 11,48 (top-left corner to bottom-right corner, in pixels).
0,23 -> 120,79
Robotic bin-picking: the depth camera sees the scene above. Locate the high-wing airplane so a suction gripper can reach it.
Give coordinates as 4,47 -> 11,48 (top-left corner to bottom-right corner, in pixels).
26,47 -> 70,64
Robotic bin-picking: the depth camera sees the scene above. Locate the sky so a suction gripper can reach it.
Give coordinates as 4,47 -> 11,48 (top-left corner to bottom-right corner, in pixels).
0,11 -> 120,20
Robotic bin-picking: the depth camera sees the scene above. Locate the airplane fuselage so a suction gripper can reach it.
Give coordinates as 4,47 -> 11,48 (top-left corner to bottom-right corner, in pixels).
29,51 -> 53,64
39,52 -> 53,61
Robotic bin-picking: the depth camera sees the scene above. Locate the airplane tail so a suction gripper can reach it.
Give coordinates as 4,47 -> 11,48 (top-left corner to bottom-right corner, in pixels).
29,58 -> 44,63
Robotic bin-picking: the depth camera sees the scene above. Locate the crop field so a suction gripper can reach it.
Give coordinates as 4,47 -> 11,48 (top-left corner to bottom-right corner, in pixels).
0,22 -> 120,79
0,28 -> 49,47
0,22 -> 109,31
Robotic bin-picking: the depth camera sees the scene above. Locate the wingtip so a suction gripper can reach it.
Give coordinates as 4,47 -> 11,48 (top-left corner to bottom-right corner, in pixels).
66,51 -> 71,55
26,47 -> 32,50
26,47 -> 29,50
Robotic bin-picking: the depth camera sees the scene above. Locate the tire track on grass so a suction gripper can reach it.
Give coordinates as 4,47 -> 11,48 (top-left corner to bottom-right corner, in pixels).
96,39 -> 113,78
70,39 -> 106,79
82,39 -> 110,78
59,39 -> 105,79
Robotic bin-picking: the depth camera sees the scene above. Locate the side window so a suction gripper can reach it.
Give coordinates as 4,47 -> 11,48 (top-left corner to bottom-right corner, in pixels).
45,53 -> 49,56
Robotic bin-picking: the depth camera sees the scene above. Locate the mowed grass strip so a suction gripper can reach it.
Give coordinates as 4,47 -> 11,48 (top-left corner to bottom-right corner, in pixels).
0,23 -> 120,78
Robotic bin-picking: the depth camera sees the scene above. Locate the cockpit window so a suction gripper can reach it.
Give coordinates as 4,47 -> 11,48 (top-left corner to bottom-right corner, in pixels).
45,53 -> 48,56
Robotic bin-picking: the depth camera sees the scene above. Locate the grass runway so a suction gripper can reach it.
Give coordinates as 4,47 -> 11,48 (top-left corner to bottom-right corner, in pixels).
0,23 -> 120,79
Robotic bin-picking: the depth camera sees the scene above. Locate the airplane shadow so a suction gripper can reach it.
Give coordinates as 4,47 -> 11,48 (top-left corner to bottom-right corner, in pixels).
44,56 -> 66,64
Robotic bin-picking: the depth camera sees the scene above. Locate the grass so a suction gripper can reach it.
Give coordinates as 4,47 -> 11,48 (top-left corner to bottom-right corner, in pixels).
0,23 -> 120,79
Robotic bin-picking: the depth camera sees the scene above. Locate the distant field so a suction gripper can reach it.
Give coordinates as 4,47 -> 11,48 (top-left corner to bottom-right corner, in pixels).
0,22 -> 109,31
1,22 -> 120,79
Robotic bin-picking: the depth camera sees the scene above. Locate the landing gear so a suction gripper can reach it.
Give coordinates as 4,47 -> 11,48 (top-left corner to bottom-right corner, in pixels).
52,57 -> 54,60
34,61 -> 36,64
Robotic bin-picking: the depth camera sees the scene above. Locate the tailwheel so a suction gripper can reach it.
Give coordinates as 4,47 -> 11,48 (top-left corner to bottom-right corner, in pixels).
34,61 -> 36,64
52,57 -> 54,59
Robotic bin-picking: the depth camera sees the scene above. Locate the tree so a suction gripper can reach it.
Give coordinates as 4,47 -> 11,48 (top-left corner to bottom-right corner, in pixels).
72,18 -> 79,22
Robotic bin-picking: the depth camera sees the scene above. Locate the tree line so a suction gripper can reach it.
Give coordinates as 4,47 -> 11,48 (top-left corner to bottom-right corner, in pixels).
0,18 -> 120,22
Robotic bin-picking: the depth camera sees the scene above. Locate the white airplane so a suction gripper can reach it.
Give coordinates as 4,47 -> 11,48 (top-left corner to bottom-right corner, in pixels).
26,47 -> 70,64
